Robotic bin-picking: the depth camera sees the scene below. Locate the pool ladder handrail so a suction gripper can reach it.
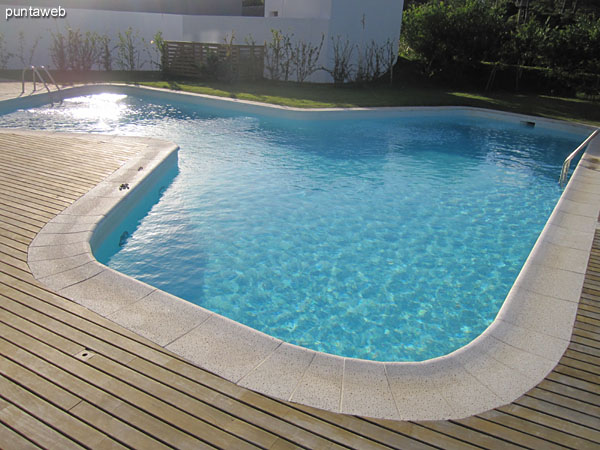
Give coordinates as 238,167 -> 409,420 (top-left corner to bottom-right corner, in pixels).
559,128 -> 600,188
21,65 -> 62,103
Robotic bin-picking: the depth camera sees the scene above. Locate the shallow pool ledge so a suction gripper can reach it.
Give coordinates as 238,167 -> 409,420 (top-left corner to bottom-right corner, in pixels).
24,87 -> 600,421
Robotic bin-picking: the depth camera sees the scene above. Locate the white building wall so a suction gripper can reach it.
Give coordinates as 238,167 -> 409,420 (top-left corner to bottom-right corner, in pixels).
329,0 -> 404,44
0,5 -> 183,69
181,15 -> 331,82
0,1 -> 404,83
264,0 -> 332,19
327,0 -> 404,80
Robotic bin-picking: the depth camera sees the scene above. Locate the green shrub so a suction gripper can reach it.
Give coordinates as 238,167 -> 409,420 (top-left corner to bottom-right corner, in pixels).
402,0 -> 505,76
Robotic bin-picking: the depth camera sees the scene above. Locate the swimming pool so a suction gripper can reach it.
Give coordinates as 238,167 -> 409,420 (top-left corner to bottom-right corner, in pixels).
1,91 -> 587,362
13,84 -> 599,420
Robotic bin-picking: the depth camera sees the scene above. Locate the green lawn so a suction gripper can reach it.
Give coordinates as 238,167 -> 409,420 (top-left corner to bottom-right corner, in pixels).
142,80 -> 600,127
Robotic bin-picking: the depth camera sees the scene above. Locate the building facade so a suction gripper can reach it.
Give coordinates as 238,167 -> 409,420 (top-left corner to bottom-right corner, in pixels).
1,0 -> 404,83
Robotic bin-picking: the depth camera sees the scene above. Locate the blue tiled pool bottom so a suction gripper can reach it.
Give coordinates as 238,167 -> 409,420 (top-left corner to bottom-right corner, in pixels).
0,94 -> 586,361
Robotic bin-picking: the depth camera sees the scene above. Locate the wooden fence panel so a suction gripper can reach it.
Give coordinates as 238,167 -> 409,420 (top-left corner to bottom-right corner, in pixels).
163,41 -> 265,80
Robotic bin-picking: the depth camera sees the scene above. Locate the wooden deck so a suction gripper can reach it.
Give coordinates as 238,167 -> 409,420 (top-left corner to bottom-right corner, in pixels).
0,130 -> 598,449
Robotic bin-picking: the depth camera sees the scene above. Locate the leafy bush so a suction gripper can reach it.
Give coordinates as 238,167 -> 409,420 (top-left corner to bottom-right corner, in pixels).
402,0 -> 505,76
98,34 -> 113,71
326,36 -> 354,84
290,34 -> 324,83
264,29 -> 292,81
544,15 -> 600,74
116,27 -> 145,71
150,31 -> 166,71
68,29 -> 99,71
50,30 -> 68,71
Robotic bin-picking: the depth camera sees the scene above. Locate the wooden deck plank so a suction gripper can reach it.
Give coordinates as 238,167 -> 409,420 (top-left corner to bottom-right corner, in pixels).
0,278 -> 169,353
0,235 -> 29,254
0,376 -> 123,449
0,351 -> 172,449
0,262 -> 45,287
70,401 -> 173,450
494,403 -> 600,447
562,350 -> 600,369
0,247 -> 29,269
0,165 -> 91,197
0,316 -> 264,450
0,354 -> 81,411
127,357 -> 355,450
366,418 -> 488,450
0,181 -> 72,210
0,293 -> 137,364
286,405 -> 437,449
476,408 -> 593,449
536,383 -> 600,412
572,327 -> 600,344
553,363 -> 599,386
0,405 -> 77,450
516,394 -> 600,431
526,387 -> 600,419
89,354 -> 284,450
0,337 -> 213,450
443,414 -> 566,450
0,277 -> 177,362
0,146 -> 122,176
0,326 -> 247,449
0,222 -> 37,241
569,340 -> 600,359
0,209 -> 44,232
0,179 -> 78,205
0,198 -> 58,221
1,256 -> 30,276
0,192 -> 64,217
0,154 -> 112,182
579,302 -> 600,316
545,371 -> 600,397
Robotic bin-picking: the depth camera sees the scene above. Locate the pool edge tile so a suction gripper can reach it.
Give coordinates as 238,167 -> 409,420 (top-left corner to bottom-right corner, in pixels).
341,359 -> 400,420
238,343 -> 317,402
107,290 -> 213,347
165,314 -> 282,384
289,353 -> 344,414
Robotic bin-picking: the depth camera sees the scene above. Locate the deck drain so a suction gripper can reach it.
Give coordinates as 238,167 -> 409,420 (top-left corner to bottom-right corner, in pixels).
74,349 -> 95,361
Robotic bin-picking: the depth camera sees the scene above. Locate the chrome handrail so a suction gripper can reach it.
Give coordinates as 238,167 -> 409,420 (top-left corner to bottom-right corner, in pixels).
31,66 -> 51,93
559,129 -> 600,188
21,65 -> 62,104
21,66 -> 36,94
40,65 -> 61,93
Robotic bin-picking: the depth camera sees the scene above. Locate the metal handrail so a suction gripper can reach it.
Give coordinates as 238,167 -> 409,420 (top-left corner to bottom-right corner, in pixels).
21,66 -> 35,94
21,65 -> 61,102
40,66 -> 61,93
559,129 -> 600,188
31,66 -> 51,93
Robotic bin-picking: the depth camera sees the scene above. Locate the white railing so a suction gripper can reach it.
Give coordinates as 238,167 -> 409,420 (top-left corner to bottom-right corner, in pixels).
559,129 -> 600,188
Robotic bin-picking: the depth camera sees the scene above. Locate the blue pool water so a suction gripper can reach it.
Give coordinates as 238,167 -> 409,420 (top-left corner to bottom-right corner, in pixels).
0,93 -> 586,361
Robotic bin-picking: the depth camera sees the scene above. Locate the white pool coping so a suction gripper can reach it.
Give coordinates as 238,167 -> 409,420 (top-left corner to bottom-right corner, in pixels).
13,84 -> 599,421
